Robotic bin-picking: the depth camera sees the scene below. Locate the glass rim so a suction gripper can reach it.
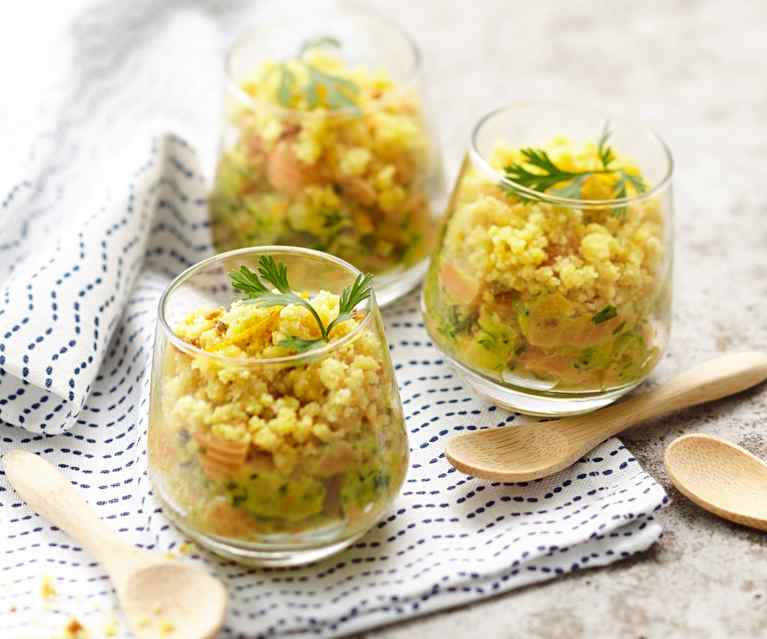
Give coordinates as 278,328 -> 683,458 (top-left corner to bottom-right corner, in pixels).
157,246 -> 377,367
224,6 -> 423,118
469,101 -> 675,208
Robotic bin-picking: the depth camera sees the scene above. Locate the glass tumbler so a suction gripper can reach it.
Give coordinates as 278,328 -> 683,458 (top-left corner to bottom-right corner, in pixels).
423,103 -> 674,416
149,247 -> 408,566
210,5 -> 446,307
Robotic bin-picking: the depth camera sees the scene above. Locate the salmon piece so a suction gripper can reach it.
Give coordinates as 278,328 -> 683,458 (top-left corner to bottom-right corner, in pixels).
315,442 -> 355,477
340,177 -> 377,206
200,498 -> 256,537
576,315 -> 622,346
267,140 -> 319,195
244,133 -> 264,157
519,348 -> 588,386
195,430 -> 249,480
439,260 -> 481,307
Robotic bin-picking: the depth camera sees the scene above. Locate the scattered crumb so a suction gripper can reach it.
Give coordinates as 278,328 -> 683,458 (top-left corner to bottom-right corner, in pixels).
164,551 -> 177,560
64,618 -> 89,639
160,621 -> 175,635
178,541 -> 196,556
153,603 -> 163,615
41,575 -> 57,600
138,616 -> 151,628
104,619 -> 120,637
9,605 -> 17,613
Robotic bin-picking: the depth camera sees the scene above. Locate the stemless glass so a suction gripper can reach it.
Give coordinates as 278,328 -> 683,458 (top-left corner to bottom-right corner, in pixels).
149,247 -> 408,566
210,5 -> 445,307
423,103 -> 674,416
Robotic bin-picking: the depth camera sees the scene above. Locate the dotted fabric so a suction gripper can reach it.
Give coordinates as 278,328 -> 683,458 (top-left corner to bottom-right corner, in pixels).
0,134 -> 670,638
0,3 -> 669,637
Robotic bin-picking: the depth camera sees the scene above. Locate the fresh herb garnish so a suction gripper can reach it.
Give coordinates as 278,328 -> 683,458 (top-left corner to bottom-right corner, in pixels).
272,36 -> 361,114
592,304 -> 618,324
305,65 -> 360,113
276,65 -> 296,108
230,256 -> 373,353
501,123 -> 647,215
299,35 -> 341,55
322,211 -> 344,228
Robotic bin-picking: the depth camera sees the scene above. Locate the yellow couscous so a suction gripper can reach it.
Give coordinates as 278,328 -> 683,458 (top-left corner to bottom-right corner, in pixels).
424,137 -> 670,391
149,289 -> 407,539
210,45 -> 438,276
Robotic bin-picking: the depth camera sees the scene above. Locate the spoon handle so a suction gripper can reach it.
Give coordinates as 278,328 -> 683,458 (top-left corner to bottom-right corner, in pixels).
590,351 -> 767,439
3,450 -> 136,573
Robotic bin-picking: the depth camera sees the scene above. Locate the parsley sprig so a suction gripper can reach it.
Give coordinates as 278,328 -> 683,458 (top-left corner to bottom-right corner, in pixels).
273,36 -> 361,115
230,256 -> 373,353
501,124 -> 647,215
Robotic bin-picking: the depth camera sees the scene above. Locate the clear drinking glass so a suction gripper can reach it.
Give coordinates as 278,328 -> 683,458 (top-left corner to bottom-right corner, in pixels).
149,247 -> 408,566
423,103 -> 674,416
210,5 -> 445,306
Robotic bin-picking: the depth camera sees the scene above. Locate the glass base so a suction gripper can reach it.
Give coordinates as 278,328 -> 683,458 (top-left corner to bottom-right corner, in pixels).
448,357 -> 642,417
155,497 -> 366,567
374,258 -> 429,307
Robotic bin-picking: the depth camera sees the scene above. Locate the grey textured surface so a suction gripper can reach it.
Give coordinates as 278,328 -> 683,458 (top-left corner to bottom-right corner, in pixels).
363,0 -> 767,637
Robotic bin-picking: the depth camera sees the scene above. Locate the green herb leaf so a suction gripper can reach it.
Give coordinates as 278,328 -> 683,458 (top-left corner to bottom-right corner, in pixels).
230,265 -> 270,296
502,126 -> 649,217
229,257 -> 373,346
276,64 -> 295,107
300,35 -> 342,55
503,148 -> 581,200
230,257 -> 326,338
278,335 -> 327,353
597,121 -> 615,169
322,211 -> 345,228
305,66 -> 361,115
552,174 -> 588,199
477,331 -> 497,350
592,305 -> 618,324
326,272 -> 374,335
256,255 -> 291,293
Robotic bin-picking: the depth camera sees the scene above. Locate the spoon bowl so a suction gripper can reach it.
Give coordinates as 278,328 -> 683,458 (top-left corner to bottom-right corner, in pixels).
665,433 -> 767,531
446,352 -> 767,482
121,562 -> 228,638
3,450 -> 228,638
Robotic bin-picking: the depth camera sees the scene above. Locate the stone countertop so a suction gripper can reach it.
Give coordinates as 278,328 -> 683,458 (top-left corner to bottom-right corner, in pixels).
364,0 -> 767,637
2,1 -> 765,636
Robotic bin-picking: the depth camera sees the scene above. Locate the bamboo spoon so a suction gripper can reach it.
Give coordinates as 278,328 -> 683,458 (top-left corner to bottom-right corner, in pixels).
3,450 -> 227,639
665,433 -> 767,532
445,351 -> 767,482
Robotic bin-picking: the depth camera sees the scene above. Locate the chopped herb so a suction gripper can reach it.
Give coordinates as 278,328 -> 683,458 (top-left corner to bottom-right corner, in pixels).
232,493 -> 247,506
271,36 -> 361,114
501,123 -> 647,215
612,320 -> 627,335
300,35 -> 342,55
305,65 -> 361,113
276,65 -> 295,107
322,211 -> 344,228
592,304 -> 618,324
477,331 -> 497,350
372,471 -> 390,491
230,256 -> 373,353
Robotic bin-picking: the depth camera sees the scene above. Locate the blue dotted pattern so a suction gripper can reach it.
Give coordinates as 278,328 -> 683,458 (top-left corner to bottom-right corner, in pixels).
0,138 -> 669,637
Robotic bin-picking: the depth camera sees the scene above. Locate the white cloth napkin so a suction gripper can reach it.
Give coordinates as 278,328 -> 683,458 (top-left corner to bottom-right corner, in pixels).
0,2 -> 669,637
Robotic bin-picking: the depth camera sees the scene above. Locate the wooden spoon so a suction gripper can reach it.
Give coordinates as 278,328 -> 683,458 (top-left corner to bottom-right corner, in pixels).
665,433 -> 767,532
445,351 -> 767,482
3,450 -> 227,638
